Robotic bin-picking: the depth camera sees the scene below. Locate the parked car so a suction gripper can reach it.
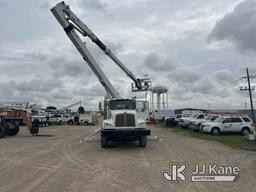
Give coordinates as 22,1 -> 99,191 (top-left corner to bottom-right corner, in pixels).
31,115 -> 48,127
178,113 -> 206,128
48,114 -> 73,125
166,114 -> 184,127
189,114 -> 220,131
201,116 -> 254,135
79,114 -> 95,125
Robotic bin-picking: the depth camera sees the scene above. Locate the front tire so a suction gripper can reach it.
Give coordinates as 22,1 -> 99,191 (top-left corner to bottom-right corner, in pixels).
139,136 -> 147,147
0,124 -> 6,138
4,122 -> 20,136
211,127 -> 220,136
101,136 -> 108,148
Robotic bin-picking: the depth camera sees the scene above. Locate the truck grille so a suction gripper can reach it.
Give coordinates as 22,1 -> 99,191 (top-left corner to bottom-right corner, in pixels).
115,113 -> 135,127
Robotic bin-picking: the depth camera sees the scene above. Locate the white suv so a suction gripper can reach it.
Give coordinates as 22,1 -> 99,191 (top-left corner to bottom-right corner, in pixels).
201,116 -> 254,135
189,114 -> 220,131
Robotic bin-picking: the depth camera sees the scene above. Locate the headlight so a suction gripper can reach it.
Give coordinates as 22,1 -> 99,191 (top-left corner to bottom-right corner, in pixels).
104,123 -> 113,128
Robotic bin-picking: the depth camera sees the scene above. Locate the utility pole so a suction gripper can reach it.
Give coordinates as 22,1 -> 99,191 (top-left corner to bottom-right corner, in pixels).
241,68 -> 255,122
246,68 -> 255,122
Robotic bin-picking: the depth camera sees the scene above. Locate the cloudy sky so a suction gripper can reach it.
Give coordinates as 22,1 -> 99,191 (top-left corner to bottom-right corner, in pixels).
0,0 -> 256,110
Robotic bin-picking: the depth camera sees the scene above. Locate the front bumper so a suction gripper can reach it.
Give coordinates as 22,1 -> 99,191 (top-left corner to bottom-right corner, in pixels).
101,128 -> 151,140
189,123 -> 199,130
178,121 -> 190,128
200,126 -> 211,133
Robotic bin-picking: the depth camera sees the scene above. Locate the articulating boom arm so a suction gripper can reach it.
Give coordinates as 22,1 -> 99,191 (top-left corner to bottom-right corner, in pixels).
51,1 -> 146,98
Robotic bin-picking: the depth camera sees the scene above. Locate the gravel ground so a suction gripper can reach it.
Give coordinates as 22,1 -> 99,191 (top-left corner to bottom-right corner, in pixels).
0,125 -> 256,192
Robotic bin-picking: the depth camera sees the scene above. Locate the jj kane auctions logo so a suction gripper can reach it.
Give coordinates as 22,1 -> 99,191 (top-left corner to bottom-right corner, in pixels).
162,162 -> 240,182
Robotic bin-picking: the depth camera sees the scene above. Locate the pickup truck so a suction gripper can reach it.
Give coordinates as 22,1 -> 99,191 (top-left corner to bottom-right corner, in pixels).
48,114 -> 73,125
178,113 -> 206,128
79,114 -> 95,125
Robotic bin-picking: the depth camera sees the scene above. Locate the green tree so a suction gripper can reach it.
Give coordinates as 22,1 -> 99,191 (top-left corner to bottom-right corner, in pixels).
78,106 -> 85,114
46,106 -> 57,112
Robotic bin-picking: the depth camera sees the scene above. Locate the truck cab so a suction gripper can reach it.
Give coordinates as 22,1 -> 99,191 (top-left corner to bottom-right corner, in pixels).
101,99 -> 150,147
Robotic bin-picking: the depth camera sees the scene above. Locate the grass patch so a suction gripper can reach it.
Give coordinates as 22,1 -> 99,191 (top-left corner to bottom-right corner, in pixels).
167,125 -> 256,152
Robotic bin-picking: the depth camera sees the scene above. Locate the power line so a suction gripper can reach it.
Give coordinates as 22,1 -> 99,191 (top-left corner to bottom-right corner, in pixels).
210,78 -> 242,91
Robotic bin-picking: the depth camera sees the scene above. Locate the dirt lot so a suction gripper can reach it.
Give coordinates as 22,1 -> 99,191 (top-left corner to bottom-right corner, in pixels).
0,125 -> 256,192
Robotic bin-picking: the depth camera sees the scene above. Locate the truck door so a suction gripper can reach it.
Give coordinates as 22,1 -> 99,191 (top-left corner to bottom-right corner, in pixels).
136,100 -> 149,122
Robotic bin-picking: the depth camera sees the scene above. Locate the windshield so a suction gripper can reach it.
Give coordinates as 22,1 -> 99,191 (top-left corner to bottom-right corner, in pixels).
176,114 -> 182,118
214,117 -> 225,122
136,101 -> 147,112
109,100 -> 136,110
192,114 -> 198,118
204,116 -> 211,120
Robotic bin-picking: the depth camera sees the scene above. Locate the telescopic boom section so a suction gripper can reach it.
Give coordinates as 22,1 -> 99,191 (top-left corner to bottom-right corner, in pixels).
51,2 -> 119,98
51,2 -> 143,98
59,101 -> 81,111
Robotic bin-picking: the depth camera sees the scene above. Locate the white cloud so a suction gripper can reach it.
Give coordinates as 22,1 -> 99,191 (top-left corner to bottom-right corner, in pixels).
209,0 -> 256,53
0,0 -> 253,109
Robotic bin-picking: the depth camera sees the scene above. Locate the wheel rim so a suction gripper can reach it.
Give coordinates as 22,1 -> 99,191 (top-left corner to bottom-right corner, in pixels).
242,128 -> 249,135
213,129 -> 219,135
